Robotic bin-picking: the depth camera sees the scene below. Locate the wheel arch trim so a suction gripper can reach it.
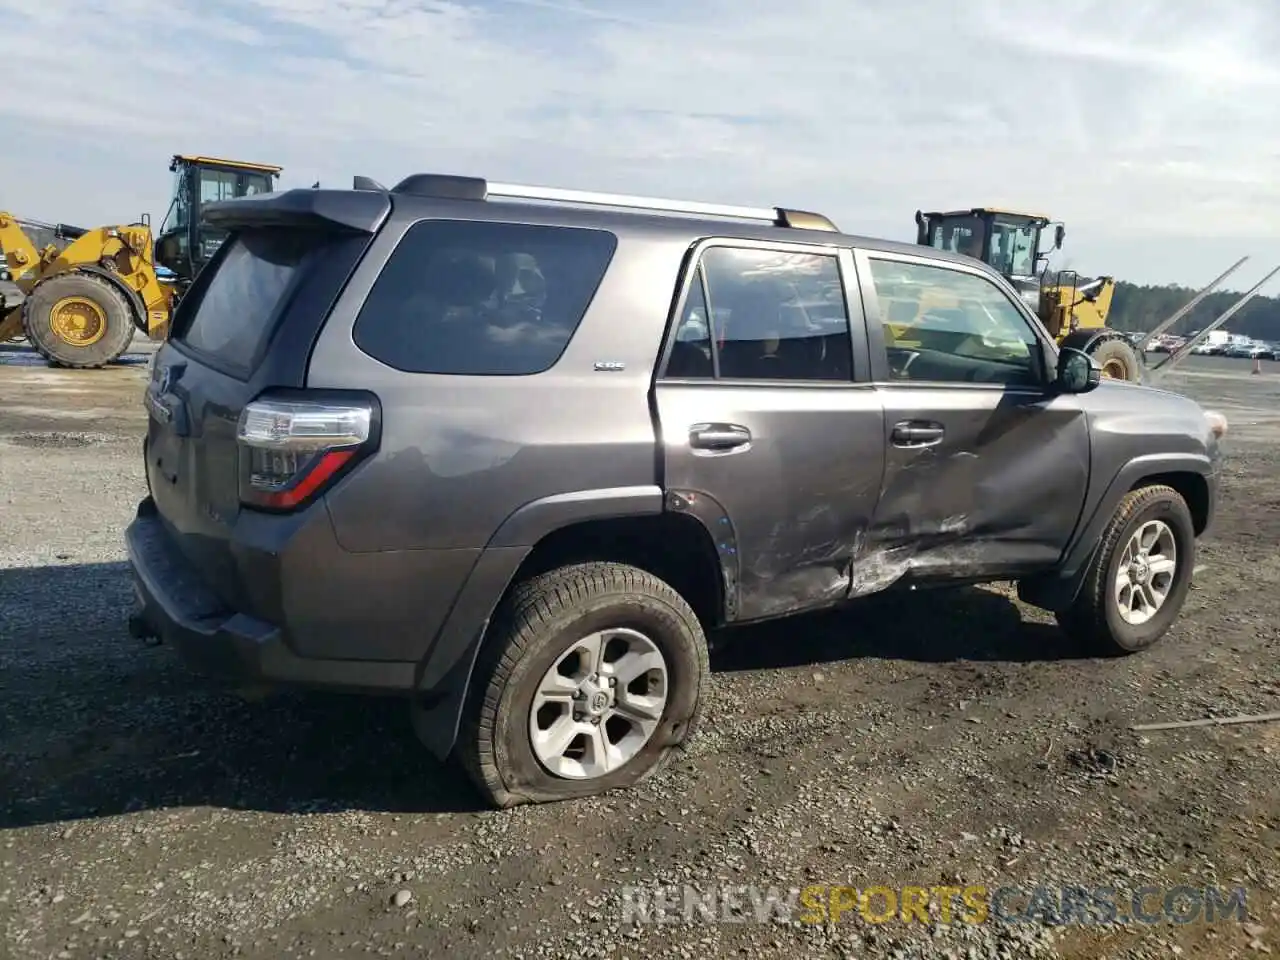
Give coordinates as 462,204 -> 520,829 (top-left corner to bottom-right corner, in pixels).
73,266 -> 149,332
1018,452 -> 1213,612
485,485 -> 665,548
1060,327 -> 1129,354
411,485 -> 668,759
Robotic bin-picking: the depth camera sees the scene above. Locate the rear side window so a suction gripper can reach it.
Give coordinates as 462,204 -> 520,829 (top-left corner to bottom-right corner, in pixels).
352,220 -> 617,376
175,229 -> 327,373
663,246 -> 853,382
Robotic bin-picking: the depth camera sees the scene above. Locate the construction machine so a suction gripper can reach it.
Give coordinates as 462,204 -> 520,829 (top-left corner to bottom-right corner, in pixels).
0,155 -> 281,368
0,215 -> 174,368
155,155 -> 282,293
912,207 -> 1143,381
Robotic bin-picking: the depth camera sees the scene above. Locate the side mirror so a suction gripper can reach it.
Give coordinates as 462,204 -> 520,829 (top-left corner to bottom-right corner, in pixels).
1054,225 -> 1065,250
1056,347 -> 1101,393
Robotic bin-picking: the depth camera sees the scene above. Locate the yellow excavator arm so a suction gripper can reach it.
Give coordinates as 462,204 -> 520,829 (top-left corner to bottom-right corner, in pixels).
0,212 -> 43,342
1039,274 -> 1115,339
0,213 -> 43,290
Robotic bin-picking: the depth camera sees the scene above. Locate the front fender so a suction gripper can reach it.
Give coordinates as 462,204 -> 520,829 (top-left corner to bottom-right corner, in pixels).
1018,452 -> 1216,612
72,265 -> 150,333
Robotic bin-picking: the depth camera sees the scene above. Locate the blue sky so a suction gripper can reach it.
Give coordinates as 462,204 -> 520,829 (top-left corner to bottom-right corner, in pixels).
2,0 -> 1280,289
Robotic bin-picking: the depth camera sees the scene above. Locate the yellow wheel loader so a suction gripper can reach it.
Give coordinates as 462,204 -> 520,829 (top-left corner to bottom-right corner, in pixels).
912,207 -> 1143,382
0,155 -> 281,369
0,216 -> 174,368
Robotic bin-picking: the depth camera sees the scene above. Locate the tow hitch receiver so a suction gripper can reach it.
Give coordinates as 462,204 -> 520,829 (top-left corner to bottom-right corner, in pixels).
128,610 -> 162,646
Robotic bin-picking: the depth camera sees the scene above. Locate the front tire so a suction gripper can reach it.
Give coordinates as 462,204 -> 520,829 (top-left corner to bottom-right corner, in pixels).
1056,484 -> 1196,654
1090,336 -> 1143,382
22,272 -> 136,369
453,562 -> 709,808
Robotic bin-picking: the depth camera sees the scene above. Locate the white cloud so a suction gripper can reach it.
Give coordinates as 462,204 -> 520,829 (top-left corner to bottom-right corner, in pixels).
2,0 -> 1280,287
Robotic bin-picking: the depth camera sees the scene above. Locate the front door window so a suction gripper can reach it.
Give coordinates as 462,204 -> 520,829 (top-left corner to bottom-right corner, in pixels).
867,258 -> 1045,387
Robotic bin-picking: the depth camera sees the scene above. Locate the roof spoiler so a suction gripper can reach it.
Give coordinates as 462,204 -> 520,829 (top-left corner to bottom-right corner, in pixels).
202,187 -> 391,233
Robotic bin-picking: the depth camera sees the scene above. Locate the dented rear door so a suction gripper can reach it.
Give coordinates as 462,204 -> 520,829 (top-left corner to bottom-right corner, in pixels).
654,241 -> 886,623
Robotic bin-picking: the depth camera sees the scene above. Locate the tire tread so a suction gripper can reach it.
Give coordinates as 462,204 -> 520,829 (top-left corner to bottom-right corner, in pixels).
22,271 -> 136,369
1058,483 -> 1190,654
456,561 -> 709,808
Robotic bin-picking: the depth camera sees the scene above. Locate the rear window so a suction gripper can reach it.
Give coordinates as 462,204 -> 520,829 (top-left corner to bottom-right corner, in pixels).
352,219 -> 617,376
175,229 -> 329,372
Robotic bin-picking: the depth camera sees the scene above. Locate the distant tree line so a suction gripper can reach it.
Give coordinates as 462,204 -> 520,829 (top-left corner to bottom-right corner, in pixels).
1106,280 -> 1280,340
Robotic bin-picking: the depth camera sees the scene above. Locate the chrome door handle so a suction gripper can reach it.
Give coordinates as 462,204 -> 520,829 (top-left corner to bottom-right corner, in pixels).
689,423 -> 752,451
891,420 -> 945,447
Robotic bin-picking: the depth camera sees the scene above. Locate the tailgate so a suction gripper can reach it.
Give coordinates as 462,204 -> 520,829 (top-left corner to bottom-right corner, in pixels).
143,225 -> 371,607
145,347 -> 256,605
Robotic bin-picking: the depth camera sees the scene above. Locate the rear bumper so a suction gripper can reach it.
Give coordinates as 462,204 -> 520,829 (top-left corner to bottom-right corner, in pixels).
125,500 -> 415,694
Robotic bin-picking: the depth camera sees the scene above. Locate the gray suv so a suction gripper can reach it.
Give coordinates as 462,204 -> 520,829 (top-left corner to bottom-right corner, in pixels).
126,174 -> 1225,807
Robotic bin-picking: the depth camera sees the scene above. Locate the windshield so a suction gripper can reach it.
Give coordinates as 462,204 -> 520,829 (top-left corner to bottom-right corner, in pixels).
988,218 -> 1039,277
199,169 -> 240,205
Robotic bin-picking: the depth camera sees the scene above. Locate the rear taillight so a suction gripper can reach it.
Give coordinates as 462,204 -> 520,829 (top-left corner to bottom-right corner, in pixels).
236,395 -> 375,510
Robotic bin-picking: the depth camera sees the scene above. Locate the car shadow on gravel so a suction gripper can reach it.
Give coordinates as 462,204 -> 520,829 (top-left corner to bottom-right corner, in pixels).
710,585 -> 1092,672
0,562 -> 487,829
1,566 -> 1084,831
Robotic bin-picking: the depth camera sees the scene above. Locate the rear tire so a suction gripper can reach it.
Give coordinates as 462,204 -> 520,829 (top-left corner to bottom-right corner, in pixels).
452,562 -> 709,808
1056,484 -> 1196,655
1090,336 -> 1142,382
22,272 -> 136,369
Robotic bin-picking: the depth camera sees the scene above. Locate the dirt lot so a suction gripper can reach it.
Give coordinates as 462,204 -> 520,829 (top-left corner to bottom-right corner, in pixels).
2,343 -> 1279,960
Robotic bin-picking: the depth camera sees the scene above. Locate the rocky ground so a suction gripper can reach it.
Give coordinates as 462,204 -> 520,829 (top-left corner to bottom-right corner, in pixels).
1,344 -> 1278,960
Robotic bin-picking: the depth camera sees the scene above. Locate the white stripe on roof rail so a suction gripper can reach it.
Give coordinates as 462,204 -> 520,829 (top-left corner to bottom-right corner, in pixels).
485,181 -> 783,224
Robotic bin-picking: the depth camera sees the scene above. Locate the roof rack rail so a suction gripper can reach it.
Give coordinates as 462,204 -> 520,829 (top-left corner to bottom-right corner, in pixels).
389,174 -> 838,232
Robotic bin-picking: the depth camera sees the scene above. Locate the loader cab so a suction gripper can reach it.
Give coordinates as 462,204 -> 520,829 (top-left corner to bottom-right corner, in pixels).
915,207 -> 1064,310
156,155 -> 282,285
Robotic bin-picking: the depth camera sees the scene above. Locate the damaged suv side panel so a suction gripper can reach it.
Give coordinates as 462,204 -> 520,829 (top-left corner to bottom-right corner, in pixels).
125,174 -> 1223,809
653,239 -> 886,623
853,248 -> 1093,591
1017,386 -> 1220,611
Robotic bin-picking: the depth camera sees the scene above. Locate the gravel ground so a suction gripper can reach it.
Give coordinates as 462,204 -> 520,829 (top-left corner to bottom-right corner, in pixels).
1,348 -> 1278,960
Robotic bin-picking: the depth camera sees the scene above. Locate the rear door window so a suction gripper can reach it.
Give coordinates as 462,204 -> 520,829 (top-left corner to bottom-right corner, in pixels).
352,220 -> 617,376
175,229 -> 329,374
662,245 -> 854,382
